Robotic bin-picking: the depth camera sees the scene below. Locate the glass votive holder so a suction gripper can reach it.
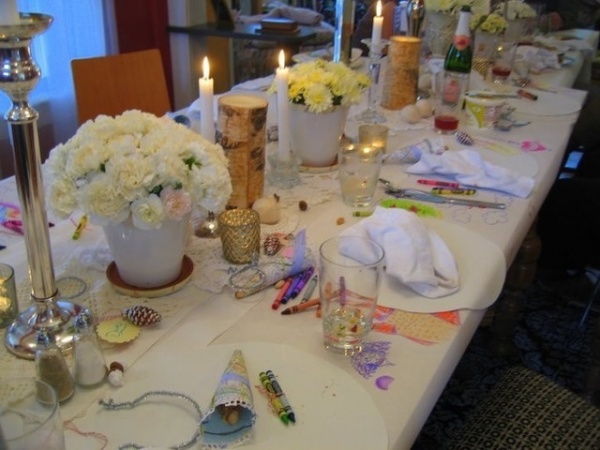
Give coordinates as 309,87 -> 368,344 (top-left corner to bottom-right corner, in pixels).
0,263 -> 18,329
218,209 -> 261,264
358,124 -> 389,153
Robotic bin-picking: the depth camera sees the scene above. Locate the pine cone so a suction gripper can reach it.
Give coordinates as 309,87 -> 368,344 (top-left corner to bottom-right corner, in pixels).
123,306 -> 162,326
263,234 -> 281,256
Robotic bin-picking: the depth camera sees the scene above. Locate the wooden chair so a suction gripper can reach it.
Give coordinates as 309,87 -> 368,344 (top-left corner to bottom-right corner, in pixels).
71,49 -> 171,125
444,366 -> 600,449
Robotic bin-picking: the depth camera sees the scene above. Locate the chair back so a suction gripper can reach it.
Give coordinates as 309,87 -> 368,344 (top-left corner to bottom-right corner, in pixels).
71,49 -> 171,124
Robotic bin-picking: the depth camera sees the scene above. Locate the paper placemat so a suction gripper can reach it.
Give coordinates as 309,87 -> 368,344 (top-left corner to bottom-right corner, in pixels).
377,217 -> 506,313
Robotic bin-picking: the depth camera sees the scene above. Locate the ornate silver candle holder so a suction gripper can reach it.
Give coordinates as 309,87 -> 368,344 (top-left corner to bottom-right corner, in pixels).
1,13 -> 88,359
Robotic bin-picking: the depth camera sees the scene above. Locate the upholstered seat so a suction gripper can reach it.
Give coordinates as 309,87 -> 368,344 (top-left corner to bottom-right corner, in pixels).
445,366 -> 600,450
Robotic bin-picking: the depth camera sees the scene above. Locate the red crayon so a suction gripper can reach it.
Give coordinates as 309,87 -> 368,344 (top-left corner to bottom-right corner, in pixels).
272,277 -> 292,310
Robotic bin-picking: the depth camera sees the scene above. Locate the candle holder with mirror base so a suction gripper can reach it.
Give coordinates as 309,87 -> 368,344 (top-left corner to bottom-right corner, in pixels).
1,14 -> 89,359
267,152 -> 302,189
355,38 -> 389,124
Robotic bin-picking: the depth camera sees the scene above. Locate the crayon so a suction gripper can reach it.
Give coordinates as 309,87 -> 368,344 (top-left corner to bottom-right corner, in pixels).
272,277 -> 292,310
417,179 -> 460,188
291,267 -> 314,299
300,275 -> 318,303
281,298 -> 320,315
265,370 -> 296,423
259,372 -> 289,425
431,188 -> 476,196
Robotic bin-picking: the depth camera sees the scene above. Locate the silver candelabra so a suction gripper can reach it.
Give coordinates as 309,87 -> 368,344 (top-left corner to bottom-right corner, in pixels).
0,13 -> 88,359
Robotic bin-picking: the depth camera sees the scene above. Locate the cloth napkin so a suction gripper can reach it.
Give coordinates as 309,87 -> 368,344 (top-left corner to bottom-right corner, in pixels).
516,45 -> 561,73
406,148 -> 535,198
342,207 -> 459,298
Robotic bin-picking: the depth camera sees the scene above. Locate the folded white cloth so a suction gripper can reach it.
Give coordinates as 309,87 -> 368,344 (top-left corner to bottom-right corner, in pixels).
267,5 -> 324,25
516,45 -> 561,73
342,207 -> 459,298
406,148 -> 535,198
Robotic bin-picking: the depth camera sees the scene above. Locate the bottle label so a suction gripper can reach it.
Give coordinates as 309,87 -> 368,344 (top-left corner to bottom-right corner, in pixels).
453,34 -> 471,51
441,75 -> 463,104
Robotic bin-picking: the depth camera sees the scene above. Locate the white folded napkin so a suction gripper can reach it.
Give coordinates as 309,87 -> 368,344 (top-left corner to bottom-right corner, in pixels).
406,148 -> 535,198
342,207 -> 459,298
516,45 -> 561,73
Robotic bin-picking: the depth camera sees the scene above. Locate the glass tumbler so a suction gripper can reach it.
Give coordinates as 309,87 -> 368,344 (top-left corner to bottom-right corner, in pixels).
218,209 -> 261,264
319,235 -> 385,355
0,378 -> 65,450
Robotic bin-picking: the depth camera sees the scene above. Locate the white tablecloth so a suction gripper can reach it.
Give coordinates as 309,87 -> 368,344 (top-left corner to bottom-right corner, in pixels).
0,31 -> 592,449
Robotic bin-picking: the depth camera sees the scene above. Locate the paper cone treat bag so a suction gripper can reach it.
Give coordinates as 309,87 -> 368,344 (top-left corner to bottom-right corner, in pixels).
201,349 -> 256,448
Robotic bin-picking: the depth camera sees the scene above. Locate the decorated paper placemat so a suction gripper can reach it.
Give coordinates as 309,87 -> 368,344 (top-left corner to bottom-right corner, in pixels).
372,306 -> 460,345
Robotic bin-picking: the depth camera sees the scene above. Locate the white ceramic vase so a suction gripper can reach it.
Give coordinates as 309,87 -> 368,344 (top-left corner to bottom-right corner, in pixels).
289,104 -> 350,168
103,215 -> 190,288
425,11 -> 458,58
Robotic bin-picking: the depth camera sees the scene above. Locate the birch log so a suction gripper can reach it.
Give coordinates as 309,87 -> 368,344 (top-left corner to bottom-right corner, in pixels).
217,94 -> 268,209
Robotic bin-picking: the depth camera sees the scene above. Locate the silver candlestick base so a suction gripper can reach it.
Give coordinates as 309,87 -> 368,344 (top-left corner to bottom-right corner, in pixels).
355,38 -> 389,124
1,13 -> 88,359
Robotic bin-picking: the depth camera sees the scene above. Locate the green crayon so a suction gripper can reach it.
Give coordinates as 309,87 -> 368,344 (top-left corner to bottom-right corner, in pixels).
259,372 -> 289,425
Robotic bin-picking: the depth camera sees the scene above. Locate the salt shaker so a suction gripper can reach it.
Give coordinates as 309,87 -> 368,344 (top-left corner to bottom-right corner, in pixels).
35,329 -> 75,403
73,312 -> 107,387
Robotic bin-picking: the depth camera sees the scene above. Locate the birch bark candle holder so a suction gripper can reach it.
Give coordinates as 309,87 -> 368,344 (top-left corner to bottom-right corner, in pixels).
381,36 -> 421,110
217,94 -> 268,209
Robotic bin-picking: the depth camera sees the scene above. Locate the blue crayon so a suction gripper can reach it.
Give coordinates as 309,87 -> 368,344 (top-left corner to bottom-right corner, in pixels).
259,372 -> 289,425
266,370 -> 296,423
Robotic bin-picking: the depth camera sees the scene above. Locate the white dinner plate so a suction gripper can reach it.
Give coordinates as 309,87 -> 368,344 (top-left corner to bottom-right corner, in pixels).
93,342 -> 388,450
505,90 -> 582,116
378,217 -> 506,313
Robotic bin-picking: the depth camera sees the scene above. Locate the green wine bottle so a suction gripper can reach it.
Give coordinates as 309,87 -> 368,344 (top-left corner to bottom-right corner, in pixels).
444,5 -> 473,74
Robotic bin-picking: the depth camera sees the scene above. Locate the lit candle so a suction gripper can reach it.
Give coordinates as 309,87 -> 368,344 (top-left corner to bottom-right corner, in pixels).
0,0 -> 19,25
371,1 -> 383,47
199,56 -> 215,144
276,50 -> 290,161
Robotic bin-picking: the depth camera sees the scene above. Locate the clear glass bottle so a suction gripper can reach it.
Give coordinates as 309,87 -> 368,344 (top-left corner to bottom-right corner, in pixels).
73,312 -> 107,387
35,329 -> 75,403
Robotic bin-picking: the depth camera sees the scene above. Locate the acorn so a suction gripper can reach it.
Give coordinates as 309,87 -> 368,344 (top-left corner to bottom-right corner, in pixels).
263,234 -> 281,256
123,305 -> 162,327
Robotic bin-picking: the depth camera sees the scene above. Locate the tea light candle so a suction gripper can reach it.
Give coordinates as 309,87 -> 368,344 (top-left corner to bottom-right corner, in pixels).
0,263 -> 18,329
199,57 -> 215,144
276,50 -> 290,161
371,1 -> 383,47
0,0 -> 19,25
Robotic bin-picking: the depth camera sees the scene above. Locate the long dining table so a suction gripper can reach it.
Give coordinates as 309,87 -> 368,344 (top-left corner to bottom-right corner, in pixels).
0,29 -> 597,450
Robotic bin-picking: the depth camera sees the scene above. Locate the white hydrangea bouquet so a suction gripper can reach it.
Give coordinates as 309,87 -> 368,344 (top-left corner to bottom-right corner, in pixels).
44,110 -> 232,230
494,1 -> 537,20
471,12 -> 509,34
268,60 -> 370,114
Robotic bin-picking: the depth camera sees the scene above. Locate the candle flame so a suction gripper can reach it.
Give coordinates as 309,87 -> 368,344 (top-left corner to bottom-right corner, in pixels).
376,0 -> 382,17
202,57 -> 210,80
278,50 -> 286,70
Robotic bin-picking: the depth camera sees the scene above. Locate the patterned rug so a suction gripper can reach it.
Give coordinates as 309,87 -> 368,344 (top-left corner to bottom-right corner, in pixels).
412,279 -> 599,449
